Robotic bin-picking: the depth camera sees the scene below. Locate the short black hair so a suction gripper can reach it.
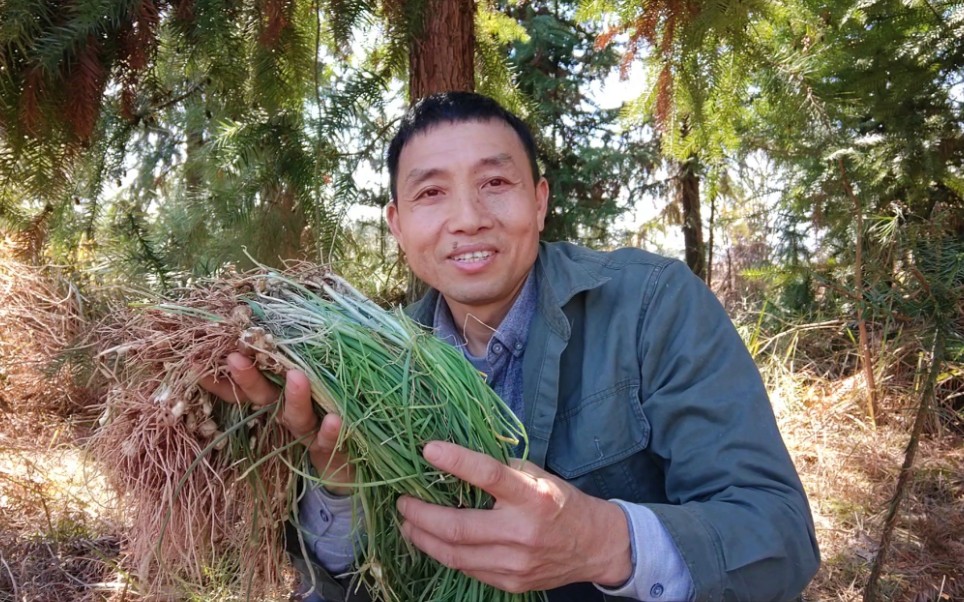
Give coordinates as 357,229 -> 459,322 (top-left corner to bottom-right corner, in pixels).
386,91 -> 540,202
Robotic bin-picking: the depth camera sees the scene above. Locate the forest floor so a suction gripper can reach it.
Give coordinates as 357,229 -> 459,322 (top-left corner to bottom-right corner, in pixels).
778,384 -> 964,602
0,375 -> 962,601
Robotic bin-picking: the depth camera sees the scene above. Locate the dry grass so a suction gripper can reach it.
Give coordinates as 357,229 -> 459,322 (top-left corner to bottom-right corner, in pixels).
0,239 -> 95,419
0,412 -> 126,602
0,241 -> 123,601
768,344 -> 964,602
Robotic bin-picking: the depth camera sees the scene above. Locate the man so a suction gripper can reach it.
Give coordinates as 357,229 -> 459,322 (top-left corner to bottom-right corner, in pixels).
203,92 -> 819,601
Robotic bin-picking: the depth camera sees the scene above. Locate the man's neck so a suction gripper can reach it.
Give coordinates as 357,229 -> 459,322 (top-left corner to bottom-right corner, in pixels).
448,303 -> 509,357
444,276 -> 530,357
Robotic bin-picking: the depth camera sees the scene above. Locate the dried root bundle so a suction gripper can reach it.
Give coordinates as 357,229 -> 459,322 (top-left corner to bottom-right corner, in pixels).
93,262 -> 538,602
92,275 -> 292,599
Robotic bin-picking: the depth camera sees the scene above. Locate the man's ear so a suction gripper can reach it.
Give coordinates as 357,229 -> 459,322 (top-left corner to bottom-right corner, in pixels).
536,177 -> 549,232
385,201 -> 405,252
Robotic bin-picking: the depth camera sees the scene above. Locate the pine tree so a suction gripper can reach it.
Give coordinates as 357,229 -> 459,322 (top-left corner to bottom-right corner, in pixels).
577,0 -> 813,279
0,0 -> 530,284
503,0 -> 660,245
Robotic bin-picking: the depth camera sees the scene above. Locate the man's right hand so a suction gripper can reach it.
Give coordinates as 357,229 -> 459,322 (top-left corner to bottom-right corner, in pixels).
199,352 -> 355,496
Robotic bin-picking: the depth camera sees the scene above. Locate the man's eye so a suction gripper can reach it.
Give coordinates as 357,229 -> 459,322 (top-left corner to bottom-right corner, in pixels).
418,188 -> 441,198
486,178 -> 507,187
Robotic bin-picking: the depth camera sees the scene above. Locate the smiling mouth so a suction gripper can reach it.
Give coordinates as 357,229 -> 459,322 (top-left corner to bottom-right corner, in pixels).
452,251 -> 494,263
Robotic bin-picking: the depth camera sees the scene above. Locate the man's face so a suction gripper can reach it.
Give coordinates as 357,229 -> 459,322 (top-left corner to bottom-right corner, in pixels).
386,119 -> 549,320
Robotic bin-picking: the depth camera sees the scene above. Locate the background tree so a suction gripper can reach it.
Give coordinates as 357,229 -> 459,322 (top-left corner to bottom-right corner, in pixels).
406,0 -> 475,98
0,0 -> 531,287
505,0 -> 660,245
577,0 -> 794,280
0,1 -> 349,279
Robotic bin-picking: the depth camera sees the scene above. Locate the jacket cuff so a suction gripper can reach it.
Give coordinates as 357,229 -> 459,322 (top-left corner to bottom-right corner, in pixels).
645,503 -> 726,601
298,485 -> 360,573
594,500 -> 695,601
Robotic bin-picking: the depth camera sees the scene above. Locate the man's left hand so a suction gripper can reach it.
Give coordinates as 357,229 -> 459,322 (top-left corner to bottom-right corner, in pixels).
396,441 -> 633,593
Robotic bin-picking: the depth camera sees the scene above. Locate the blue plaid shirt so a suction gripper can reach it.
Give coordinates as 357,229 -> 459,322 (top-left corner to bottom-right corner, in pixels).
432,268 -> 536,436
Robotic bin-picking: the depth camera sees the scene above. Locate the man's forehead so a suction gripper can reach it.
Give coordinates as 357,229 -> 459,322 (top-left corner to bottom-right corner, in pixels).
399,120 -> 525,174
402,118 -> 521,154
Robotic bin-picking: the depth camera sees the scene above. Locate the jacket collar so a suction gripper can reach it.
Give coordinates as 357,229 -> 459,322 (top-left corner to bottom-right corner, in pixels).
535,241 -> 610,307
530,241 -> 608,339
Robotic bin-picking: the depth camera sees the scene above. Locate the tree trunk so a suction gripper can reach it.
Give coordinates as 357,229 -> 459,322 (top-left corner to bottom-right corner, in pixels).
707,191 -> 716,288
408,0 -> 475,100
839,158 -> 878,426
676,155 -> 706,281
405,0 -> 476,303
260,182 -> 305,263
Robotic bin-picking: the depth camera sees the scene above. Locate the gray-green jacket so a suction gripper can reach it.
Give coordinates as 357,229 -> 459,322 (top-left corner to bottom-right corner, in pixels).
408,241 -> 820,601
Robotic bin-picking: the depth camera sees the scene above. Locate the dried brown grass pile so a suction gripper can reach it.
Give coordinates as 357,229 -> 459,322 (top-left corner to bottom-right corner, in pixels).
0,240 -> 129,601
0,238 -> 94,419
90,273 -> 293,599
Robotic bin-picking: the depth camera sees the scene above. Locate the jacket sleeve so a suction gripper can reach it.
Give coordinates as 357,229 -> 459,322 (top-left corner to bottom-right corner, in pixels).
636,260 -> 820,601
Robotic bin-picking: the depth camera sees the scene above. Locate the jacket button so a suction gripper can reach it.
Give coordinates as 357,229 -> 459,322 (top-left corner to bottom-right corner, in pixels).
649,583 -> 664,598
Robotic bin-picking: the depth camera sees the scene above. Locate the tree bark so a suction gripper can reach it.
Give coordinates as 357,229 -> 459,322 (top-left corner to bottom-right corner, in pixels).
265,183 -> 305,262
676,155 -> 706,281
404,0 -> 476,303
707,191 -> 716,288
839,158 -> 878,426
408,0 -> 475,100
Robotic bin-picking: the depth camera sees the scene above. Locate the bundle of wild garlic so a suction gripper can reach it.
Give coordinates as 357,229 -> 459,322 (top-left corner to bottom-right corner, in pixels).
93,263 -> 538,602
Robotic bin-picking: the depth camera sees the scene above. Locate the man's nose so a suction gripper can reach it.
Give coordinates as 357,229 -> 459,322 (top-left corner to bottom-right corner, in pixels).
447,188 -> 494,233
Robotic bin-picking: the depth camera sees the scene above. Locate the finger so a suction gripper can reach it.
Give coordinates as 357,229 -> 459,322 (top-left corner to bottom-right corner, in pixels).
508,458 -> 551,479
397,496 -> 506,546
422,441 -> 534,503
310,414 -> 354,495
400,521 -> 527,583
226,352 -> 280,406
198,373 -> 249,404
309,413 -> 348,465
280,370 -> 318,438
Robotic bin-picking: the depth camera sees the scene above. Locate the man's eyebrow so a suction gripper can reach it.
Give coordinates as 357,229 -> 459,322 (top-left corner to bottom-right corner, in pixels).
403,153 -> 517,188
476,153 -> 515,170
404,167 -> 445,188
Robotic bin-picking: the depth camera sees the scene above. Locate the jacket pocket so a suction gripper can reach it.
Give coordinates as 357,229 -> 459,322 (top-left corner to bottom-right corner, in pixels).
545,379 -> 650,480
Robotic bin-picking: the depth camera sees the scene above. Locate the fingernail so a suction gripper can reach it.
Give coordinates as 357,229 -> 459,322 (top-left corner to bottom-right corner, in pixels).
423,442 -> 442,463
227,353 -> 249,370
396,497 -> 407,515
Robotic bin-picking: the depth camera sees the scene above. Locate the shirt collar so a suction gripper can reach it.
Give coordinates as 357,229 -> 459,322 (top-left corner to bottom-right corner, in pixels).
433,268 -> 537,359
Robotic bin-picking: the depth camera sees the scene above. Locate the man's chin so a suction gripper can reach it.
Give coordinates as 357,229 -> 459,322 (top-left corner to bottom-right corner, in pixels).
437,287 -> 502,308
